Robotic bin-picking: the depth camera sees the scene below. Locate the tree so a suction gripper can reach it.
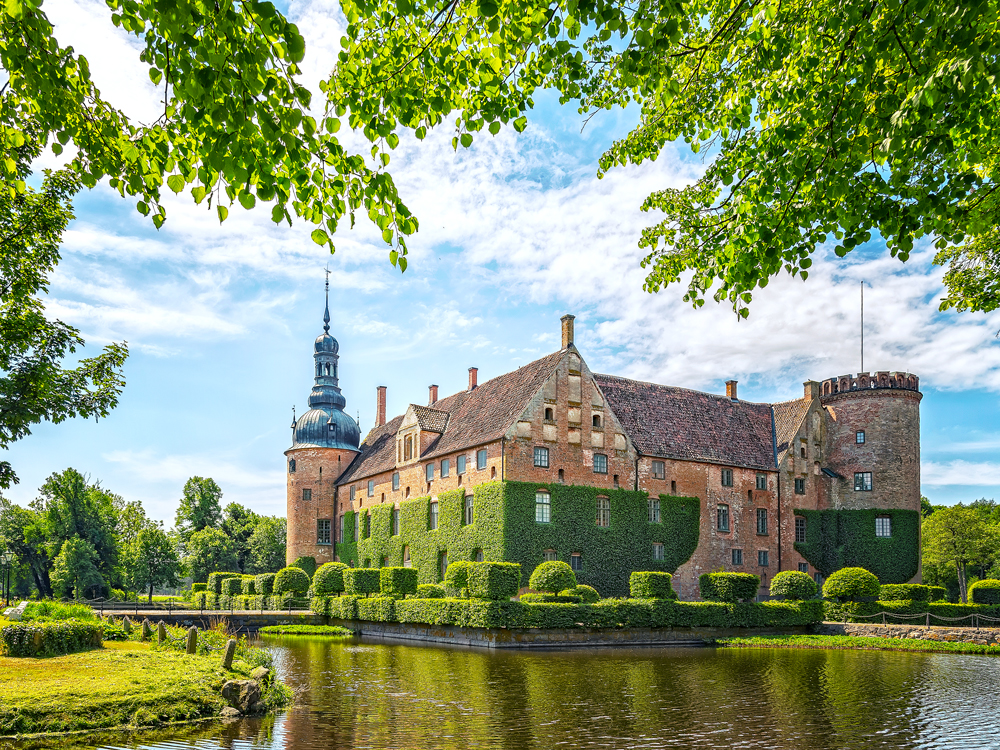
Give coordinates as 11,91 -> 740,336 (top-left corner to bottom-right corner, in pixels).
222,502 -> 261,573
50,536 -> 103,600
174,477 -> 223,546
0,152 -> 127,489
247,516 -> 286,574
0,498 -> 52,596
922,505 -> 999,602
124,526 -> 182,603
184,526 -> 238,583
921,496 -> 935,518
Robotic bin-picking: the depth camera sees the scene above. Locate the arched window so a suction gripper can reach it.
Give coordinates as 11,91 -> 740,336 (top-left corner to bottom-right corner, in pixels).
288,459 -> 296,473
403,546 -> 411,567
592,414 -> 601,428
316,363 -> 323,377
544,407 -> 554,421
404,435 -> 413,460
325,362 -> 331,376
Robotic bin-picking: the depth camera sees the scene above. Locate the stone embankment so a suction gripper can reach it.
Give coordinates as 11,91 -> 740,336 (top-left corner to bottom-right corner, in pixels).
817,621 -> 1000,645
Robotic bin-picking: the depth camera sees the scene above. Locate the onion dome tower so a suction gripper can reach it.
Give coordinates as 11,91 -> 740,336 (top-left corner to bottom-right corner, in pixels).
285,277 -> 360,566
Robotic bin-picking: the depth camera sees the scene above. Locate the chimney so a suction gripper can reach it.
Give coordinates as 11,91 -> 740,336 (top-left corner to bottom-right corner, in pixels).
468,367 -> 478,391
561,314 -> 575,348
375,386 -> 387,427
804,380 -> 820,400
428,384 -> 439,405
726,380 -> 738,401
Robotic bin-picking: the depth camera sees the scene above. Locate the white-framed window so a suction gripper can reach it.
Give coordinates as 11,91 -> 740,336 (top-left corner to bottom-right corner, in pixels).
798,562 -> 809,573
593,453 -> 608,474
533,446 -> 550,468
392,508 -> 400,536
477,449 -> 488,470
758,550 -> 770,567
795,517 -> 807,543
652,542 -> 664,560
570,553 -> 582,571
717,504 -> 730,532
648,498 -> 661,523
392,472 -> 400,491
426,463 -> 434,481
302,488 -> 312,502
731,548 -> 743,566
457,455 -> 467,475
756,473 -> 767,490
367,480 -> 375,497
756,508 -> 768,535
854,472 -> 873,491
652,460 -> 666,479
429,501 -> 439,530
596,496 -> 610,527
317,519 -> 331,545
535,491 -> 551,523
876,516 -> 892,537
464,494 -> 474,525
856,430 -> 866,444
441,458 -> 450,477
721,468 -> 733,487
543,549 -> 557,562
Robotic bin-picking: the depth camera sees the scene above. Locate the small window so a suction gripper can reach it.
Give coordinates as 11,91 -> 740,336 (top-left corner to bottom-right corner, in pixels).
613,474 -> 619,489
795,517 -> 807,543
592,414 -> 601,428
535,491 -> 551,523
670,480 -> 677,494
364,512 -> 371,539
558,468 -> 564,483
756,473 -> 767,490
596,496 -> 610,527
475,549 -> 485,562
731,548 -> 743,566
648,498 -> 661,523
855,472 -> 873,491
570,553 -> 582,571
717,504 -> 730,532
794,478 -> 805,495
429,501 -> 439,530
756,508 -> 768,535
652,460 -> 665,480
721,468 -> 733,487
441,458 -> 450,477
367,479 -> 375,497
875,516 -> 892,537
439,551 -> 448,581
543,549 -> 557,562
302,488 -> 312,502
533,447 -> 550,468
403,546 -> 411,567
426,463 -> 434,481
349,486 -> 355,502
798,562 -> 809,573
464,494 -> 474,525
405,486 -> 410,498
748,489 -> 753,502
545,407 -> 554,421
288,459 -> 296,473
652,543 -> 664,561
477,449 -> 488,470
457,455 -> 467,475
392,472 -> 400,491
758,550 -> 770,567
317,519 -> 331,544
593,453 -> 608,474
856,430 -> 866,444
339,515 -> 345,543
392,508 -> 400,536
800,446 -> 807,458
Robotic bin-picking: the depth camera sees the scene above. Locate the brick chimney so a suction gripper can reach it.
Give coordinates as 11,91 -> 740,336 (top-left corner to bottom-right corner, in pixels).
428,384 -> 439,405
375,386 -> 387,427
726,380 -> 738,401
804,380 -> 820,400
561,314 -> 575,348
468,367 -> 478,391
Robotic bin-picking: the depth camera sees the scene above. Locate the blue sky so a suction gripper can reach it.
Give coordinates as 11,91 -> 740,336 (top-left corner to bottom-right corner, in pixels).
5,0 -> 1000,525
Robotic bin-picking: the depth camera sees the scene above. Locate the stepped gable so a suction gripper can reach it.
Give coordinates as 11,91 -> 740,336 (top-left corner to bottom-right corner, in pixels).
594,373 -> 776,471
772,398 -> 811,454
338,351 -> 565,484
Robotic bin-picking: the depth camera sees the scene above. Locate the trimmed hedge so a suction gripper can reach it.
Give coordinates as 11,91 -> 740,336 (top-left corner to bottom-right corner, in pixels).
823,567 -> 881,601
1,620 -> 103,657
769,571 -> 817,600
222,577 -> 243,596
468,562 -> 521,600
520,593 -> 582,603
879,584 -> 930,602
416,583 -> 446,599
314,562 -> 349,595
563,584 -> 600,604
630,572 -> 676,600
529,561 -> 576,594
207,572 -> 241,595
291,556 -> 317,578
444,560 -> 472,595
928,585 -> 948,602
344,568 -> 381,597
191,582 -> 207,593
380,567 -> 419,598
969,579 -> 1000,605
255,573 -> 276,596
274,566 -> 311,595
241,576 -> 257,596
700,572 -> 760,602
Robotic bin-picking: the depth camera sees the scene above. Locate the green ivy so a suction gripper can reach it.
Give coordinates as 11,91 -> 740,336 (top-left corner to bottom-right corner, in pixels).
794,508 -> 920,583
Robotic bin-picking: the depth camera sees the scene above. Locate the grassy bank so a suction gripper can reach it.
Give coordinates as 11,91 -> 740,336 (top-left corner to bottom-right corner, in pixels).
258,624 -> 353,636
714,634 -> 1000,656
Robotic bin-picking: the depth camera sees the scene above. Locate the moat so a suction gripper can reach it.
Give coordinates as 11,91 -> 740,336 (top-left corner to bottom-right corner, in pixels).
13,636 -> 1000,750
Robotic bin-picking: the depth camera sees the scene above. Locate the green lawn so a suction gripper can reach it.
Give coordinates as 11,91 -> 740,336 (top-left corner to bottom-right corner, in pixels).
258,624 -> 353,636
715,634 -> 1000,656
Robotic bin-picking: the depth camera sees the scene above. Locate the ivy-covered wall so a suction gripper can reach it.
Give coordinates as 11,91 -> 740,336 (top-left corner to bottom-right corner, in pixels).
338,481 -> 700,598
793,508 -> 920,583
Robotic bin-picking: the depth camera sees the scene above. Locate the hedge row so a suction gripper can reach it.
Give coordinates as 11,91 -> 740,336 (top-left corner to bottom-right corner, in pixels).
1,620 -> 103,657
191,593 -> 310,611
824,600 -> 1000,624
310,595 -> 823,629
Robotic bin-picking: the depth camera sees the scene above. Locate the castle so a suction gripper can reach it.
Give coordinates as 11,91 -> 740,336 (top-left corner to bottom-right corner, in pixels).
286,294 -> 922,598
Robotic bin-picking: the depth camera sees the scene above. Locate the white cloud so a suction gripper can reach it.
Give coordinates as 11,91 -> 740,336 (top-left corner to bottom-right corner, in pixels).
922,460 -> 1000,487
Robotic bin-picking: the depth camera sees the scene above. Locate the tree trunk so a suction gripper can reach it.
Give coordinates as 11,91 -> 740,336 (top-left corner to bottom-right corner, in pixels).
958,562 -> 968,603
149,581 -> 154,605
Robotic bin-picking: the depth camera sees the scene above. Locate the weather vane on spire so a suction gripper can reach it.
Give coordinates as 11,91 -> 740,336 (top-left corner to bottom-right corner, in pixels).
323,264 -> 331,333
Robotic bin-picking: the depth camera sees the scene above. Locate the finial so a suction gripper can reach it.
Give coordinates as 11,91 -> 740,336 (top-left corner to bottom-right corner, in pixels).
323,266 -> 331,333
290,405 -> 296,429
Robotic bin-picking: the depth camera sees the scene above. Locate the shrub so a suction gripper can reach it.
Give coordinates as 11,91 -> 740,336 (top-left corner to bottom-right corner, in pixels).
562,584 -> 600,604
380,567 -> 419,598
969,579 -> 1000,605
313,562 -> 349,595
191,582 -> 207,593
241,576 -> 257,596
222,577 -> 243,596
291,556 -> 317,578
630,572 -> 677,600
928,585 -> 948,602
468,562 -> 521,600
270,593 -> 309,610
110,588 -> 126,601
444,560 -> 473,595
770,571 -> 818,600
529,561 -> 577,595
21,601 -> 95,621
520,593 -> 582,603
700,572 -> 760,602
415,584 -> 446,599
343,568 -> 381,597
879,583 -> 930,602
207,572 -> 241,595
357,597 -> 396,621
274,566 -> 311,595
1,620 -> 102,656
822,567 -> 881,601
255,573 -> 276,596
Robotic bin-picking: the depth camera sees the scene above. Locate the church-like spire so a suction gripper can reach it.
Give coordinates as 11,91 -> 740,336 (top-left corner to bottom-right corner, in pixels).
323,266 -> 331,333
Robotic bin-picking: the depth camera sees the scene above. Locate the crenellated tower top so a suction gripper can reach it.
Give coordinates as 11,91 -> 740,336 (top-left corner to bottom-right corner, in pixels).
819,371 -> 919,399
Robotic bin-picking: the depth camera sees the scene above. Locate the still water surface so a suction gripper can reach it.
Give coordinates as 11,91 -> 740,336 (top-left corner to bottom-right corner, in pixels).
29,637 -> 1000,749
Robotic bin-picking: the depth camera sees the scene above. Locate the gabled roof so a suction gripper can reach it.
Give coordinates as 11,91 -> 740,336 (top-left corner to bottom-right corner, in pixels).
412,405 -> 449,433
593,374 -> 777,471
772,398 -> 811,455
337,351 -> 564,484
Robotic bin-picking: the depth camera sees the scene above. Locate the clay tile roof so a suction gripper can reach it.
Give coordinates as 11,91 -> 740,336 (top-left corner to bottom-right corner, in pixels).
593,373 -> 777,471
412,405 -> 449,433
772,398 -> 811,455
338,350 -> 564,484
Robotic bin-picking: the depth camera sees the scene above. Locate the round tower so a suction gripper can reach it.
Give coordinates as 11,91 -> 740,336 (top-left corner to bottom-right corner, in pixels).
285,280 -> 360,566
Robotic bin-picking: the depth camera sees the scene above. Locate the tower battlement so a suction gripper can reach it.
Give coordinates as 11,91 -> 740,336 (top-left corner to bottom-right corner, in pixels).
820,371 -> 919,398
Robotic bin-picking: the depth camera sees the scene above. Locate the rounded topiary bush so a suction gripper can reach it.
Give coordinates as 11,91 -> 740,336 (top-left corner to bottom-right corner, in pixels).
769,570 -> 818,600
822,567 -> 880,601
291,556 -> 317,578
561,584 -> 600,604
415,583 -> 446,599
879,583 -> 930,602
313,562 -> 349,595
274,566 -> 312,595
529,561 -> 577,595
969,579 -> 1000,605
